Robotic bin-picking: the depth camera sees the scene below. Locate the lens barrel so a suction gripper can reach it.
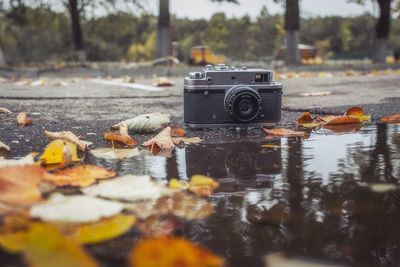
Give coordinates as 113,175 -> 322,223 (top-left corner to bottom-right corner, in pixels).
224,86 -> 262,123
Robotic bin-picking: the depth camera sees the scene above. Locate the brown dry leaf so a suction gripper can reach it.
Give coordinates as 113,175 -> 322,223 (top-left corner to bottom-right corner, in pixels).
0,107 -> 12,114
152,77 -> 175,87
17,112 -> 33,127
172,137 -> 203,145
130,237 -> 224,267
104,123 -> 136,147
44,130 -> 87,151
345,106 -> 364,117
264,128 -> 307,138
379,114 -> 400,124
44,164 -> 116,187
324,123 -> 363,133
0,166 -> 44,206
143,126 -> 176,152
297,112 -> 312,124
170,126 -> 186,137
318,115 -> 361,126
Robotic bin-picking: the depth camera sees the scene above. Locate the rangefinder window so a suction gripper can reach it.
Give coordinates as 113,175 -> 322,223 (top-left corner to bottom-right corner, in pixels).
255,73 -> 270,83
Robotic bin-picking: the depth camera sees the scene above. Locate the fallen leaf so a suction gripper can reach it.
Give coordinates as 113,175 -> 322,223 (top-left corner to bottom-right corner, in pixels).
112,113 -> 170,133
379,114 -> 400,124
263,252 -> 344,267
188,175 -> 219,196
24,223 -> 99,267
169,178 -> 189,190
91,147 -> 140,160
344,106 -> 371,122
318,115 -> 361,125
59,214 -> 136,245
0,154 -> 35,167
130,237 -> 224,267
44,164 -> 116,187
152,77 -> 175,87
264,128 -> 307,137
40,140 -> 80,165
0,107 -> 12,114
104,123 -> 137,147
0,140 -> 10,153
172,137 -> 203,145
17,112 -> 33,126
170,126 -> 186,137
136,215 -> 180,238
298,122 -> 321,128
44,130 -> 88,151
82,175 -> 171,202
0,166 -> 44,205
297,112 -> 312,124
143,126 -> 176,152
324,123 -> 363,133
30,193 -> 125,223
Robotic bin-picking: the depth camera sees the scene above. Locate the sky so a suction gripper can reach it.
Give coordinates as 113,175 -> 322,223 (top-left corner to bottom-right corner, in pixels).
144,0 -> 376,19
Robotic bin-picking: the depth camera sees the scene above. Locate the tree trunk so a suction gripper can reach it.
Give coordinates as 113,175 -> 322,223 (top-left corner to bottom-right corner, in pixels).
156,0 -> 171,58
67,0 -> 85,60
284,0 -> 300,65
374,0 -> 392,63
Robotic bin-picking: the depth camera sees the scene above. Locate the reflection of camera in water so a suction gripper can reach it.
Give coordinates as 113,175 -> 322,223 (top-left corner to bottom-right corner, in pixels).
185,140 -> 282,191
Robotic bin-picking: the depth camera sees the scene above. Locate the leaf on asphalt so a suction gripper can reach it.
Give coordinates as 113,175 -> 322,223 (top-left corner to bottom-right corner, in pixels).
40,140 -> 80,165
379,114 -> 400,124
143,126 -> 176,153
170,126 -> 187,137
104,123 -> 137,147
30,193 -> 125,223
17,112 -> 33,127
172,137 -> 203,145
263,128 -> 307,138
0,154 -> 35,167
344,106 -> 371,122
112,113 -> 170,133
91,147 -> 140,160
152,77 -> 175,87
0,107 -> 12,114
58,214 -> 136,245
297,112 -> 312,124
44,130 -> 88,151
82,175 -> 171,202
0,166 -> 44,205
130,237 -> 224,267
136,215 -> 180,238
317,115 -> 361,125
44,164 -> 116,187
0,141 -> 10,152
24,223 -> 99,267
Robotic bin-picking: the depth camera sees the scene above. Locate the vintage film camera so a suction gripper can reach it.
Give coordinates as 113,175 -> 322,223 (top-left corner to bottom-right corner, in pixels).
184,64 -> 282,128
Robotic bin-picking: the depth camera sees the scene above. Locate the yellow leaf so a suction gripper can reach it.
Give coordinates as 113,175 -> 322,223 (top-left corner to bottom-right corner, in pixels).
261,144 -> 281,149
299,122 -> 321,128
0,231 -> 28,253
169,178 -> 189,190
188,175 -> 219,196
130,237 -> 224,267
24,223 -> 98,267
40,140 -> 80,165
359,115 -> 371,122
60,214 -> 136,245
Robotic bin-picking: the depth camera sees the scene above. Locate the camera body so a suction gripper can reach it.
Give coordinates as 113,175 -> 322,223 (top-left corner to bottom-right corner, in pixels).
184,64 -> 282,128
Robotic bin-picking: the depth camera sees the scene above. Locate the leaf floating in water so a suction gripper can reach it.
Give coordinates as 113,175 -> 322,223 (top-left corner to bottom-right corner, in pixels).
44,130 -> 88,151
44,164 -> 116,187
0,166 -> 44,206
297,112 -> 312,124
261,144 -> 281,150
130,237 -> 224,267
40,140 -> 80,165
30,194 -> 124,223
90,147 -> 140,160
188,175 -> 219,197
379,114 -> 400,124
264,128 -> 307,138
264,252 -> 345,267
112,113 -> 170,133
318,115 -> 361,126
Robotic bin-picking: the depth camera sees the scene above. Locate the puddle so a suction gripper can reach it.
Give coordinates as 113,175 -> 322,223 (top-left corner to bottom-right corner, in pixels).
2,124 -> 400,266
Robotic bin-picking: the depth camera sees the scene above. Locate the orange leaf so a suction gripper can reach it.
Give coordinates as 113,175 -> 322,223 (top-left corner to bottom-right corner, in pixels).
297,112 -> 312,124
324,123 -> 363,133
379,114 -> 400,124
130,237 -> 224,267
170,126 -> 186,137
104,132 -> 136,147
345,106 -> 364,117
319,115 -> 361,125
263,128 -> 307,137
0,166 -> 44,205
17,112 -> 33,127
44,164 -> 116,187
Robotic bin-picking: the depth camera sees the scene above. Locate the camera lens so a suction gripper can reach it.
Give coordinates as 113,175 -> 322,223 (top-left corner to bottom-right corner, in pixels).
224,86 -> 262,123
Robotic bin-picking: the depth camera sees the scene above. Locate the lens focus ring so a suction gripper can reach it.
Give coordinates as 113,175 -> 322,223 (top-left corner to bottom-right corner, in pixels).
224,86 -> 262,123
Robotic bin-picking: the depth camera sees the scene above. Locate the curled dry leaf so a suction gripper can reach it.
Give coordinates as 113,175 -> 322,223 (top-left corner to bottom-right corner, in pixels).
44,130 -> 87,151
104,123 -> 137,147
0,166 -> 44,206
30,193 -> 125,223
112,113 -> 170,133
44,164 -> 116,187
344,106 -> 371,122
170,126 -> 186,137
264,128 -> 307,138
17,112 -> 33,127
297,112 -> 312,124
130,237 -> 224,267
0,107 -> 12,114
40,140 -> 80,165
143,126 -> 176,152
172,137 -> 203,145
379,114 -> 400,124
152,77 -> 176,87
